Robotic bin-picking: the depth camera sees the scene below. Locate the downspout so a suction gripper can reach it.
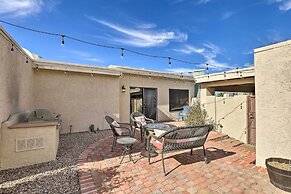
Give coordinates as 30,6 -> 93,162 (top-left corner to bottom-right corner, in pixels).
215,95 -> 217,132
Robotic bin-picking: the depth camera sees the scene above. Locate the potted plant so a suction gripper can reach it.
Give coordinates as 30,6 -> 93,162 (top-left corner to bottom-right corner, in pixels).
265,157 -> 291,192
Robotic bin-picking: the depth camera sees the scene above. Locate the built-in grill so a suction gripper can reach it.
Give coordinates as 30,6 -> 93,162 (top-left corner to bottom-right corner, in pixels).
28,109 -> 62,130
1,108 -> 61,170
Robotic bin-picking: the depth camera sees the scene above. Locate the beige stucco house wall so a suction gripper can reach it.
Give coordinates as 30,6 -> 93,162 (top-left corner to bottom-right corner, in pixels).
0,28 -> 34,126
33,64 -> 194,132
254,40 -> 291,167
118,71 -> 194,123
33,62 -> 121,133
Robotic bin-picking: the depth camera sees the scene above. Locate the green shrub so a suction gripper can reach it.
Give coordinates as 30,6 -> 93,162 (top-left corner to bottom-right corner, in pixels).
186,101 -> 213,126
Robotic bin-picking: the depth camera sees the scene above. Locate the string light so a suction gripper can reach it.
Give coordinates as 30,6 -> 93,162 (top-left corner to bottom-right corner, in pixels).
26,57 -> 28,63
10,44 -> 14,51
168,57 -> 172,67
61,35 -> 65,46
121,48 -> 124,60
0,19 -> 231,71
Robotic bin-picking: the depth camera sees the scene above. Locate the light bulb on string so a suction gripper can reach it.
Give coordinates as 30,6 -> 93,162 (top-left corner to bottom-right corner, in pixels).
168,57 -> 172,67
61,35 -> 65,47
10,44 -> 14,51
121,48 -> 124,60
26,57 -> 28,63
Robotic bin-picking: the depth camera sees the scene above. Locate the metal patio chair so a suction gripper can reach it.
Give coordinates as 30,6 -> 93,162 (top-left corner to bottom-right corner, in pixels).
130,112 -> 154,142
105,116 -> 135,152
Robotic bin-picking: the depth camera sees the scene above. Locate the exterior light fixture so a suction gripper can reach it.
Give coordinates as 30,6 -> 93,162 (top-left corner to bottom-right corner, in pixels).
121,85 -> 126,93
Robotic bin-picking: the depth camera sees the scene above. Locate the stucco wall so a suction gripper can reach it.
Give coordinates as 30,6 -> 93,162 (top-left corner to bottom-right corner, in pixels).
0,29 -> 34,125
203,95 -> 248,143
255,41 -> 291,167
119,74 -> 194,123
33,69 -> 120,133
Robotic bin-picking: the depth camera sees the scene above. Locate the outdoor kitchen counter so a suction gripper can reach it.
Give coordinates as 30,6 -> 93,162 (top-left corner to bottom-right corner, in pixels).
8,121 -> 59,129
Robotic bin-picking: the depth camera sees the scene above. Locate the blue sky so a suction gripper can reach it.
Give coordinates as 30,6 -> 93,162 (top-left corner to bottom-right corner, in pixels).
1,0 -> 291,74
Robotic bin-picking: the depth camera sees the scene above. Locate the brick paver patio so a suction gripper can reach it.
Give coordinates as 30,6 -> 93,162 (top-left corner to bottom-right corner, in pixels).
77,123 -> 288,194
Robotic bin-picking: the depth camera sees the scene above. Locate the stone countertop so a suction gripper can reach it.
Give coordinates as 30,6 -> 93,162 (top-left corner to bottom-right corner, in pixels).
8,120 -> 58,129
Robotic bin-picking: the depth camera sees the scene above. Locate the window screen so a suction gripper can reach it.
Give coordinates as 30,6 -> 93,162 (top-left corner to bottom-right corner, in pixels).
169,89 -> 189,111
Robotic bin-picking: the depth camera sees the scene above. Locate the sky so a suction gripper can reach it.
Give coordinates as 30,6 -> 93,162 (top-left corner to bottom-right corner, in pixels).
1,0 -> 291,74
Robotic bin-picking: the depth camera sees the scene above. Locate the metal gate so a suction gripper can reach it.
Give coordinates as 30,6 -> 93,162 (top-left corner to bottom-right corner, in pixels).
247,96 -> 256,146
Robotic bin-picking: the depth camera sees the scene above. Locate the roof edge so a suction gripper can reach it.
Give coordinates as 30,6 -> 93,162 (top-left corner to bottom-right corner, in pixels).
254,39 -> 291,53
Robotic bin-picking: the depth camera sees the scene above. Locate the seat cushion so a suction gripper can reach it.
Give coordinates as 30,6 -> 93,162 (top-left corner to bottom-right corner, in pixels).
111,121 -> 122,135
134,116 -> 146,127
152,139 -> 163,150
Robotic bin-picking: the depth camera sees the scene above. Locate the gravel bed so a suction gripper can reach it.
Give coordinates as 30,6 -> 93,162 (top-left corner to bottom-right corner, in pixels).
0,130 -> 111,194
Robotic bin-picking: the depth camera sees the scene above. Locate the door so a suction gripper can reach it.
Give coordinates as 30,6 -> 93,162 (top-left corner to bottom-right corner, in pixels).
143,88 -> 157,120
247,96 -> 256,146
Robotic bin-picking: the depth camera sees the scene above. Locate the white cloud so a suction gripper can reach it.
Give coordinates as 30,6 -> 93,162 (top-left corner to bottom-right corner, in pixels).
86,58 -> 103,63
221,11 -> 236,20
269,0 -> 291,11
166,68 -> 195,74
136,23 -> 157,29
198,0 -> 212,4
173,45 -> 205,54
173,42 -> 232,70
0,0 -> 56,17
86,16 -> 188,47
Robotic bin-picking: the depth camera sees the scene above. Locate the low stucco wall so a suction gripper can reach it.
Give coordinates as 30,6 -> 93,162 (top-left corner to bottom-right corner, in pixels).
203,95 -> 248,143
255,40 -> 291,167
119,74 -> 194,123
33,69 -> 120,133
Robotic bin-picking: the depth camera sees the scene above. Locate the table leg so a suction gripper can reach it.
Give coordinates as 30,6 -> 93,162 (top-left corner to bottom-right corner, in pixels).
141,130 -> 158,157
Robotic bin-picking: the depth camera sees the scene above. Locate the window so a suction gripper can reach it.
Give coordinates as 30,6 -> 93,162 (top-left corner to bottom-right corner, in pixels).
169,89 -> 189,111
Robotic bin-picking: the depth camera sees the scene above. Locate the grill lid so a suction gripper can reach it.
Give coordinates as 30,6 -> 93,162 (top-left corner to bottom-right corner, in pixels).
28,109 -> 55,122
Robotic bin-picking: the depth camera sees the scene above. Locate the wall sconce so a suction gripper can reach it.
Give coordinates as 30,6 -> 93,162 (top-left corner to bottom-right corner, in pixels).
121,85 -> 126,93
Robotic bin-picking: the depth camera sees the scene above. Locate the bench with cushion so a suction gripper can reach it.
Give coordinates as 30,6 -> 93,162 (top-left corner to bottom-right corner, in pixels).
148,125 -> 213,175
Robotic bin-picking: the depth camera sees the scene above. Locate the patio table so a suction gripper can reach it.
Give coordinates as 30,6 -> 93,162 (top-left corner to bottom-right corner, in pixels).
141,123 -> 177,157
117,137 -> 137,164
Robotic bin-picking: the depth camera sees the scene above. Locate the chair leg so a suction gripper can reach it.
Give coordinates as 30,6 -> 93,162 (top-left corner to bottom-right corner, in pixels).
162,152 -> 166,175
140,128 -> 143,142
203,145 -> 207,163
111,137 -> 116,152
148,145 -> 151,164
